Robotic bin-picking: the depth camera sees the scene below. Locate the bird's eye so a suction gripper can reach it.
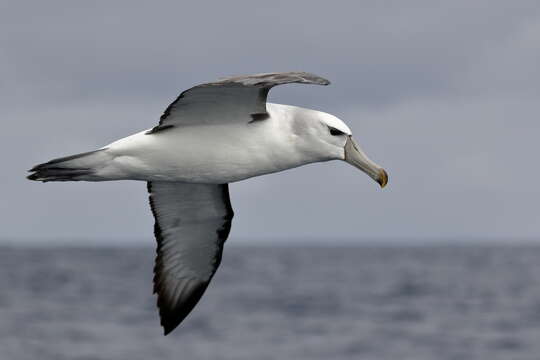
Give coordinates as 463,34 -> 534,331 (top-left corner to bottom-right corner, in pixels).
328,126 -> 345,136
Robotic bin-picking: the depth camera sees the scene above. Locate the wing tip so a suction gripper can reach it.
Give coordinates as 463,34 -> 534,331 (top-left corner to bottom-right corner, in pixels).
161,319 -> 178,336
296,71 -> 331,86
154,279 -> 209,336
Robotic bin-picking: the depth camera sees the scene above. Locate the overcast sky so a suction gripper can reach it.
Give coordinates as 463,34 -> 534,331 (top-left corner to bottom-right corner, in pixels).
2,1 -> 539,244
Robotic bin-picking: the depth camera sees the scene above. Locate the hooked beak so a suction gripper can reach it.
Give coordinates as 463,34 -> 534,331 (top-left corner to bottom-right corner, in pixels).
344,136 -> 388,188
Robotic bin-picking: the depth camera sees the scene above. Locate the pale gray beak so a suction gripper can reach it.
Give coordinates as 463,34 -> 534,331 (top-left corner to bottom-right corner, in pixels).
344,136 -> 388,188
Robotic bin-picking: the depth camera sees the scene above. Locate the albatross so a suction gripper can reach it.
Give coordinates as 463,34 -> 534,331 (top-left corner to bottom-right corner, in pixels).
27,72 -> 388,335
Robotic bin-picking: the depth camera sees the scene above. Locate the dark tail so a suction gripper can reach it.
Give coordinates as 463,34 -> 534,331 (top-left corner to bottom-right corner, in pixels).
27,148 -> 109,182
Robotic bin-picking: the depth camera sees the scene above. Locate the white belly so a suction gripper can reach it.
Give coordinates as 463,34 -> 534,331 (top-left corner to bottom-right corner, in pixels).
98,116 -> 307,183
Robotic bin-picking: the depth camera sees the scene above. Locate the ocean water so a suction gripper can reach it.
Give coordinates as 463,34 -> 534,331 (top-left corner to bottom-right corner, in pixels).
2,244 -> 540,360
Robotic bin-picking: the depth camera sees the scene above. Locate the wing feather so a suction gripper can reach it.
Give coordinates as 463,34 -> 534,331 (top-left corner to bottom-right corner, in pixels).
147,181 -> 233,335
147,71 -> 330,133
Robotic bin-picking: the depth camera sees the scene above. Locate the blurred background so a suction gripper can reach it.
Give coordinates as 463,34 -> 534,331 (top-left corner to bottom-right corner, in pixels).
1,1 -> 540,359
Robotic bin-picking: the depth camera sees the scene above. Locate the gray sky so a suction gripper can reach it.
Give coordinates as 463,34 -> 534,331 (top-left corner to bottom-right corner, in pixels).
2,1 -> 539,244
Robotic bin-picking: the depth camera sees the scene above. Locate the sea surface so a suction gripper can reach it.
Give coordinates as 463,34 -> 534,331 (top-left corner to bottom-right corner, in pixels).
2,244 -> 540,360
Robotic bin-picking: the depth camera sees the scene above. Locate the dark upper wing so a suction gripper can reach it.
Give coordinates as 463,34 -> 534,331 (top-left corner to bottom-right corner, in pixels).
147,181 -> 234,335
147,72 -> 330,133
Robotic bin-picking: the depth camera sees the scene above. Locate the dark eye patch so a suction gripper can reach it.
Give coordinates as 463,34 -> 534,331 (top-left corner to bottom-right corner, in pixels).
328,126 -> 345,136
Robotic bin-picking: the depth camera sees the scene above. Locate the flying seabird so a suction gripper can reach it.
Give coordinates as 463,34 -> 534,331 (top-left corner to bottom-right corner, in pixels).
27,72 -> 388,335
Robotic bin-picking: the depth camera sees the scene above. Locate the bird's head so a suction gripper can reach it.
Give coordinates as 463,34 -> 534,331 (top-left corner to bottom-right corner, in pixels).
290,107 -> 388,188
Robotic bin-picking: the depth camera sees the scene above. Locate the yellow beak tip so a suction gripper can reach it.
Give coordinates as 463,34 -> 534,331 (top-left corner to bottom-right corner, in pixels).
378,169 -> 388,188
